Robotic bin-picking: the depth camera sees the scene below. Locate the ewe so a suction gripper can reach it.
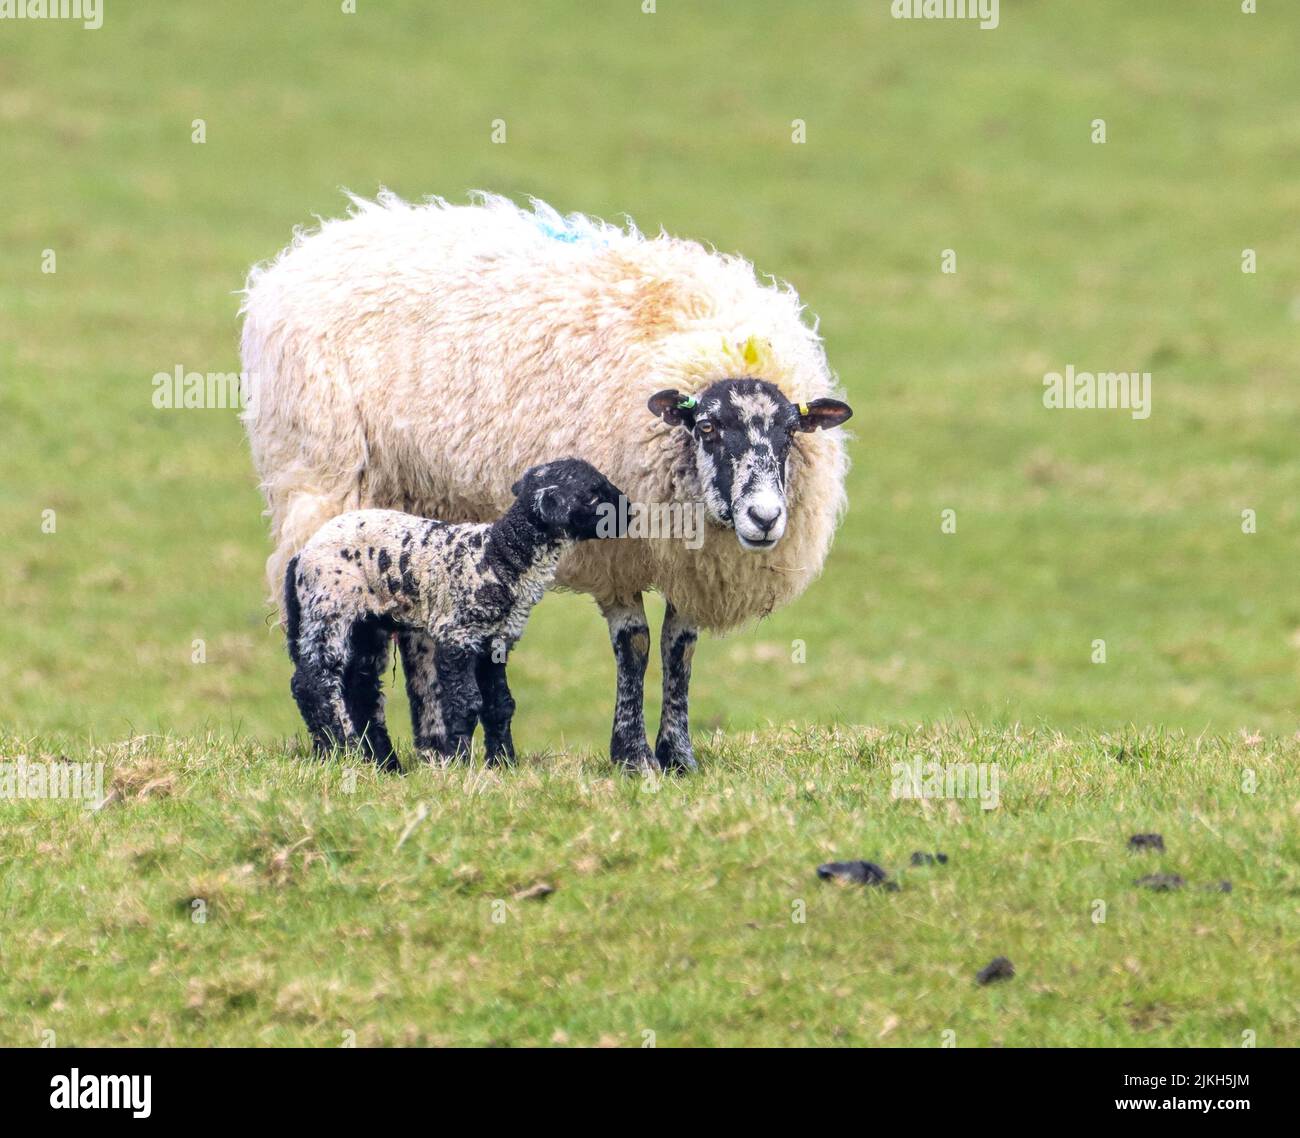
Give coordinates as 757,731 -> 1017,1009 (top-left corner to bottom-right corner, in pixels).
284,459 -> 624,769
242,194 -> 853,773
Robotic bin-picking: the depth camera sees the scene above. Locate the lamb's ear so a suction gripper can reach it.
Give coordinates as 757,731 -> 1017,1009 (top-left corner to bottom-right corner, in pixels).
510,479 -> 523,496
534,485 -> 564,525
648,389 -> 697,428
796,398 -> 853,432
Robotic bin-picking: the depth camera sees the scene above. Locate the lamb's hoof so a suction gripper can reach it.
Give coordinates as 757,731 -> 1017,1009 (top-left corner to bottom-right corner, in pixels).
655,739 -> 698,774
414,746 -> 458,770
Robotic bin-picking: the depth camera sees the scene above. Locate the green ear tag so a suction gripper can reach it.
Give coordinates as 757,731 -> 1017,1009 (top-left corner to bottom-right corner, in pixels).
678,395 -> 698,410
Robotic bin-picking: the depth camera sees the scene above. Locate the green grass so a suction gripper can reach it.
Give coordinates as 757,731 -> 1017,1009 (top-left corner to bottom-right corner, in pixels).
2,728 -> 1296,1046
3,0 -> 1297,742
1,1 -> 1298,1044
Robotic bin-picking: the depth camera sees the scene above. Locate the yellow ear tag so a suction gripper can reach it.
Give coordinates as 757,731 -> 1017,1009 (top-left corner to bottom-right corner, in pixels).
798,402 -> 810,416
742,336 -> 760,368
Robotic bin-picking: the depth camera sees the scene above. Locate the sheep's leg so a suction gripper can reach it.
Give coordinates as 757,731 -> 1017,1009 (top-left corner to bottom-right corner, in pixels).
343,620 -> 399,772
602,596 -> 657,773
435,643 -> 482,762
654,603 -> 699,773
398,629 -> 445,758
475,642 -> 517,766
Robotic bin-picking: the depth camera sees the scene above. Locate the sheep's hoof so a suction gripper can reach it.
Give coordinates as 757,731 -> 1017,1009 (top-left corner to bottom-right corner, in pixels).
655,739 -> 698,774
615,761 -> 660,778
613,758 -> 660,777
610,739 -> 659,775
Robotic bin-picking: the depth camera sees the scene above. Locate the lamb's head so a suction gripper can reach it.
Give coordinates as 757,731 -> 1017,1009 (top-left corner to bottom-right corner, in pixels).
510,458 -> 626,541
648,378 -> 852,551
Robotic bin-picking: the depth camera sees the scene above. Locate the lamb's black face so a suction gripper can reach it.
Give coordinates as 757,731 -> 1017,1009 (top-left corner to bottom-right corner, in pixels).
511,458 -> 626,541
648,379 -> 852,551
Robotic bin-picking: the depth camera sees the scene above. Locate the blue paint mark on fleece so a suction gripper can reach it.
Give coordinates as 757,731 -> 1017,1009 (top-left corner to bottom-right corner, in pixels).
529,200 -> 606,246
537,218 -> 582,243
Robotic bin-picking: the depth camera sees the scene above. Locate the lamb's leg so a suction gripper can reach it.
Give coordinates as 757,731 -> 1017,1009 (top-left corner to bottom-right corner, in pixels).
398,629 -> 445,758
291,662 -> 346,754
601,595 -> 657,773
343,620 -> 399,772
290,627 -> 358,758
435,643 -> 482,761
654,603 -> 699,773
475,640 -> 516,766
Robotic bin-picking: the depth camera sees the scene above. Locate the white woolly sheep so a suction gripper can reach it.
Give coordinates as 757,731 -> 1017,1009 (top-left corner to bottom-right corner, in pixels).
285,459 -> 625,769
241,193 -> 853,773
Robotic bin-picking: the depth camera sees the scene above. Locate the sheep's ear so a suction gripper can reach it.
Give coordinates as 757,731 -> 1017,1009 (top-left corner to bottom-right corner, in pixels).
796,398 -> 853,432
510,478 -> 523,496
648,389 -> 696,427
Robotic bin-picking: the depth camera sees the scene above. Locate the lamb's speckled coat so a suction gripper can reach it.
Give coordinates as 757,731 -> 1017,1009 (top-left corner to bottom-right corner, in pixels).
294,510 -> 559,652
284,459 -> 624,768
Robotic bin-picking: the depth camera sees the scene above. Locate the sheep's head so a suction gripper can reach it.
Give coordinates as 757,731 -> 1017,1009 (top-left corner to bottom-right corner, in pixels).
648,378 -> 852,551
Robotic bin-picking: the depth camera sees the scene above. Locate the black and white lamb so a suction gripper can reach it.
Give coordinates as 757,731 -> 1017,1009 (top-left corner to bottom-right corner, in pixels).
284,458 -> 625,770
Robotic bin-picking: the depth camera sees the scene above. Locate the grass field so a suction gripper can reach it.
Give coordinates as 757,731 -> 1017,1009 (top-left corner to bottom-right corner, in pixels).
1,2 -> 1298,1045
4,727 -> 1297,1046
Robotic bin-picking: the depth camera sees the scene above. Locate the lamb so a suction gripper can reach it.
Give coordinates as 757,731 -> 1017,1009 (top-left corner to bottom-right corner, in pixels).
241,193 -> 853,774
284,458 -> 626,770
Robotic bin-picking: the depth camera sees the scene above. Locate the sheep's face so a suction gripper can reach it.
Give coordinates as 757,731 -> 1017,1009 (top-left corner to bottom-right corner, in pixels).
649,379 -> 852,551
511,457 -> 627,541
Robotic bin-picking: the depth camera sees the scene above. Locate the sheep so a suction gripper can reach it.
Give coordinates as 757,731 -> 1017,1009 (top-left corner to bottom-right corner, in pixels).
284,458 -> 625,769
241,192 -> 854,774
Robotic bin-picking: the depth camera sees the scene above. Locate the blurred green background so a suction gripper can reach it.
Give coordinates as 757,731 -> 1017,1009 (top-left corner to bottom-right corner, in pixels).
2,0 -> 1297,748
